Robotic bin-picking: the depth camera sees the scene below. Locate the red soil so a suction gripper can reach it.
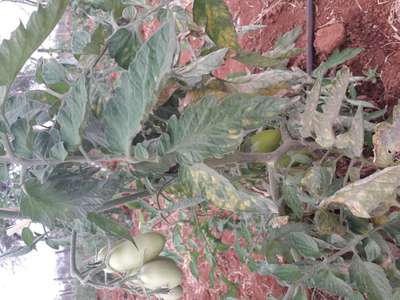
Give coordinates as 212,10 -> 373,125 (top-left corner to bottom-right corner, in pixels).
228,0 -> 399,109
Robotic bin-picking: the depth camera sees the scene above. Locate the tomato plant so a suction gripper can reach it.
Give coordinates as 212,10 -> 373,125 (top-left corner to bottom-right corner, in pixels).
0,0 -> 399,299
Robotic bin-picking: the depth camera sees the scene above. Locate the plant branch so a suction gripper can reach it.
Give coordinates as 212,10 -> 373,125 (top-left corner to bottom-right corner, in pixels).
205,139 -> 312,166
0,208 -> 24,219
96,191 -> 151,212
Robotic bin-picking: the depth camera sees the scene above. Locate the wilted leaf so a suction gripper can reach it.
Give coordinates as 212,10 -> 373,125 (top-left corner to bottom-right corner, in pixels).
302,67 -> 351,148
11,118 -> 34,158
306,269 -> 353,297
87,212 -> 136,247
320,166 -> 400,218
174,48 -> 228,86
236,27 -> 303,68
236,49 -> 302,69
0,0 -> 68,86
108,28 -> 141,69
286,232 -> 320,257
335,106 -> 364,157
157,94 -> 294,164
226,68 -> 310,95
103,20 -> 177,155
373,105 -> 400,167
313,48 -> 363,78
21,227 -> 35,246
57,77 -> 88,150
177,163 -> 278,213
350,255 -> 392,300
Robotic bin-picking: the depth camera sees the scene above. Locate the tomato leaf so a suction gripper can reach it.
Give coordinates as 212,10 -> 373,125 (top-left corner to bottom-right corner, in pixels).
236,27 -> 303,68
373,104 -> 400,167
320,166 -> 400,218
174,48 -> 228,86
286,232 -> 320,257
349,255 -> 392,300
257,263 -> 304,284
306,269 -> 353,297
158,94 -> 294,164
0,0 -> 68,87
108,28 -> 141,69
21,227 -> 35,247
177,163 -> 278,213
103,19 -> 177,155
57,77 -> 88,150
313,48 -> 363,78
87,212 -> 137,248
193,0 -> 239,50
302,67 -> 351,148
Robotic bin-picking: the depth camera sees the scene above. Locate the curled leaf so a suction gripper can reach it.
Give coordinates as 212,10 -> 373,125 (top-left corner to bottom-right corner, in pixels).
174,48 -> 228,86
302,67 -> 351,148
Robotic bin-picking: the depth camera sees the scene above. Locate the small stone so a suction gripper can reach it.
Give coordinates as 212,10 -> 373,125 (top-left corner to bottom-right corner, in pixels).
314,23 -> 346,56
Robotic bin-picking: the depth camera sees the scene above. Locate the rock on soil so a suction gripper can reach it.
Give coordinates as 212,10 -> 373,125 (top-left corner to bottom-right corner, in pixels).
314,23 -> 346,56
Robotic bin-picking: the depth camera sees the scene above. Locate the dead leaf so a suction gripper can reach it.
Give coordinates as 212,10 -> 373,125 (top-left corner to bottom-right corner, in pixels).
320,166 -> 400,218
373,105 -> 400,167
301,67 -> 351,148
335,106 -> 364,157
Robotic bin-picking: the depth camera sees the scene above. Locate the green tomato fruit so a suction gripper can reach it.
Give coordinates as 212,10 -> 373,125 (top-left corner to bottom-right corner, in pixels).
138,257 -> 182,290
154,286 -> 183,300
250,129 -> 281,153
100,232 -> 166,273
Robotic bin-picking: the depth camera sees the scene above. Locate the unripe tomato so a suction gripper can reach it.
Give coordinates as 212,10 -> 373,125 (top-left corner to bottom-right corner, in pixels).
99,232 -> 166,273
137,257 -> 182,290
250,129 -> 282,153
